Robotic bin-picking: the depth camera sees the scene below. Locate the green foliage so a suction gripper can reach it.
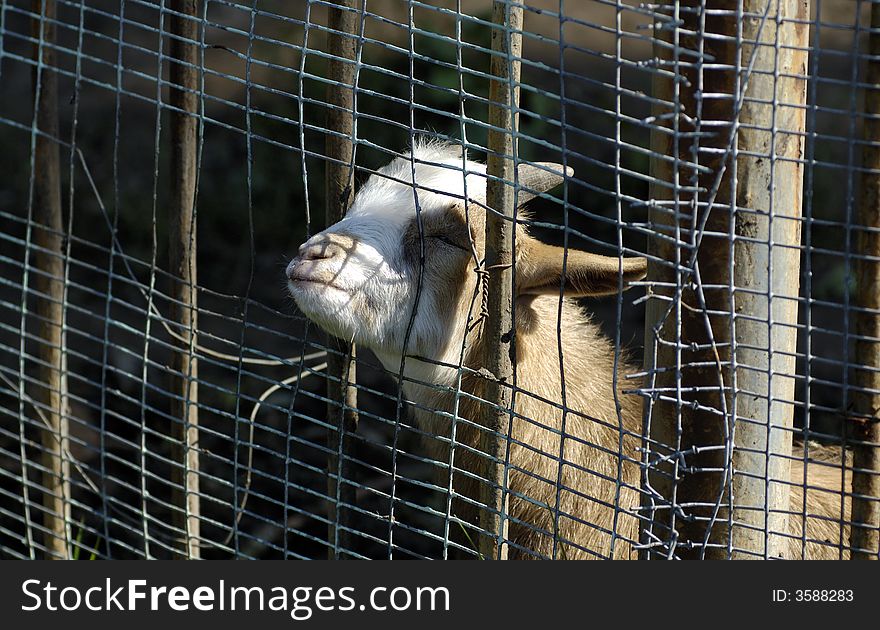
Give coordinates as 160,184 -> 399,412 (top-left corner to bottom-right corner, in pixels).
71,521 -> 99,560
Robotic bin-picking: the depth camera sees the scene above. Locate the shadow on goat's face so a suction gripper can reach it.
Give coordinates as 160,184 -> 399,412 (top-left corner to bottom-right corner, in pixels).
286,142 -> 648,364
287,177 -> 479,360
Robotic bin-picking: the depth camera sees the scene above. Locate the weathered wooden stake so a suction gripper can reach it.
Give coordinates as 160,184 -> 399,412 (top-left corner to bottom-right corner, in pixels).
480,0 -> 522,561
850,0 -> 880,561
31,0 -> 70,560
168,0 -> 200,559
324,0 -> 359,559
644,0 -> 808,559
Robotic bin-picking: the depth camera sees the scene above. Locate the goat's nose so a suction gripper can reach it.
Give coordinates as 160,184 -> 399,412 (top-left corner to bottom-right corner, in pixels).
297,233 -> 352,261
287,237 -> 340,281
298,245 -> 334,261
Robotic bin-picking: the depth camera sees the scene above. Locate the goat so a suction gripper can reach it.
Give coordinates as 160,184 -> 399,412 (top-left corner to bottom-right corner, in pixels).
287,140 -> 851,559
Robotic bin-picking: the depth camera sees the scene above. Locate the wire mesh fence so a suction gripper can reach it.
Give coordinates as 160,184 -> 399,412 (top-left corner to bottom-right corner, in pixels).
0,0 -> 878,560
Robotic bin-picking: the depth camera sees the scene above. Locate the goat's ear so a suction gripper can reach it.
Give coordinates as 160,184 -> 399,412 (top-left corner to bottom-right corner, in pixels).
516,163 -> 573,207
516,240 -> 647,298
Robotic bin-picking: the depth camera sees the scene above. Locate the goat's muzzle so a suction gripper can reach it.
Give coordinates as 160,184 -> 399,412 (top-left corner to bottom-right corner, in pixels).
286,232 -> 356,287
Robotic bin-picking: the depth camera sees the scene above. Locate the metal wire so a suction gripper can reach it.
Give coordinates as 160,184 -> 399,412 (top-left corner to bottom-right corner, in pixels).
0,0 -> 878,560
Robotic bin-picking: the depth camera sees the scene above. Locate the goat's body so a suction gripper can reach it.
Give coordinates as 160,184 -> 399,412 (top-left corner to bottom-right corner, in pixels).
289,143 -> 852,559
404,296 -> 851,559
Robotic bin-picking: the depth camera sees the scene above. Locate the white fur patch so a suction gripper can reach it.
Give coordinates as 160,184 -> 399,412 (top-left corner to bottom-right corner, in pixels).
343,139 -> 487,224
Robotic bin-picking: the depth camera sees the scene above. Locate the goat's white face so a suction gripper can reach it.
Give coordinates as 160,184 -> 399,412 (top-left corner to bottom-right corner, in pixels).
287,141 -> 647,371
287,142 -> 482,362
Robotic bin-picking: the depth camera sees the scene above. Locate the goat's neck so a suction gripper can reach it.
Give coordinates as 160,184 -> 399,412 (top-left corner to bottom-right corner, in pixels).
373,296 -> 640,439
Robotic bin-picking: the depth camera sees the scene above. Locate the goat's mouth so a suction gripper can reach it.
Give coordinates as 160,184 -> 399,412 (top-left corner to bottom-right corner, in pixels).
287,276 -> 347,293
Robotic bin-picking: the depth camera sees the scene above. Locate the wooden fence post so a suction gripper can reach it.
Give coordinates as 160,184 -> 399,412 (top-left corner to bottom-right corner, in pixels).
850,0 -> 880,561
168,0 -> 200,559
480,0 -> 522,561
31,0 -> 70,560
643,0 -> 808,559
324,0 -> 359,559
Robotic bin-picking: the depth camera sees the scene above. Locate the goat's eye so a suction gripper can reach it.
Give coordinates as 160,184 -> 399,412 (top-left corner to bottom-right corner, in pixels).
427,234 -> 468,252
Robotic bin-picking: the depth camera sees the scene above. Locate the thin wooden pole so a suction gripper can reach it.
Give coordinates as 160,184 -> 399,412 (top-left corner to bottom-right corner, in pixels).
644,0 -> 808,559
480,0 -> 522,561
168,0 -> 200,559
324,0 -> 358,559
31,0 -> 70,560
728,0 -> 807,559
850,0 -> 880,561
